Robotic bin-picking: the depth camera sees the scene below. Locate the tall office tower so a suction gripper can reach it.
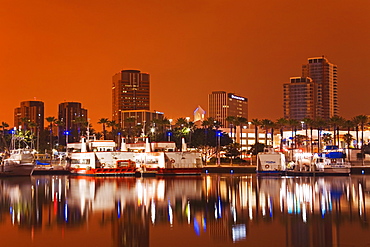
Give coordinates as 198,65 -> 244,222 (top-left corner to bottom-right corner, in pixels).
208,91 -> 248,127
283,77 -> 316,120
14,101 -> 44,132
112,70 -> 150,125
58,102 -> 88,143
284,56 -> 338,120
302,56 -> 338,119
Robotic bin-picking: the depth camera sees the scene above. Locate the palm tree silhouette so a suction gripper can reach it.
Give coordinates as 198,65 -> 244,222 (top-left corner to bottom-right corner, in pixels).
98,118 -> 109,140
46,116 -> 57,151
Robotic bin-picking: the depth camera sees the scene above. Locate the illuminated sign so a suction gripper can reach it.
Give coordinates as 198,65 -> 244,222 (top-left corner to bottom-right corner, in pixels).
230,94 -> 245,101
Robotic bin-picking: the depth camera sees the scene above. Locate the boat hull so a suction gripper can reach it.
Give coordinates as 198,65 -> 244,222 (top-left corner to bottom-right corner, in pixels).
0,162 -> 35,176
323,167 -> 351,176
256,170 -> 286,176
70,167 -> 137,177
269,168 -> 351,176
156,168 -> 203,176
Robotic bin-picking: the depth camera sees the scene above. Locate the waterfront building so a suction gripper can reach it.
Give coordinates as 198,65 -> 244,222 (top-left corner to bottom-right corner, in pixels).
284,56 -> 338,120
14,100 -> 44,133
121,110 -> 164,135
58,102 -> 88,144
208,91 -> 248,127
112,70 -> 150,126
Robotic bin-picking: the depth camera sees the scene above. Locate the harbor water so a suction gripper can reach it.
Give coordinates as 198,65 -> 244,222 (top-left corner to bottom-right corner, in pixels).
1,174 -> 370,247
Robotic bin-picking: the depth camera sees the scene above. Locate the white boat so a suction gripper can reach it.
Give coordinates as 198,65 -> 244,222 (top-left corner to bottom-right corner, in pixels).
67,137 -> 203,176
0,130 -> 37,176
1,148 -> 36,176
256,148 -> 286,175
312,150 -> 351,176
284,146 -> 350,176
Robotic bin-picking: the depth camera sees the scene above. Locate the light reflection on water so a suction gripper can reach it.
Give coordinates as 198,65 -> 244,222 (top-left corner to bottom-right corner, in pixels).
1,174 -> 370,247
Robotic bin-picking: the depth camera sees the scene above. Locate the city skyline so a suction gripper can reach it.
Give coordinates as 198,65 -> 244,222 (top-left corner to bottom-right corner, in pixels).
1,1 -> 369,130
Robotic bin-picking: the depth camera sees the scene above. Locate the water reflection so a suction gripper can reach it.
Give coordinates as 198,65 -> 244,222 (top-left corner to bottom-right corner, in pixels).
1,175 -> 370,246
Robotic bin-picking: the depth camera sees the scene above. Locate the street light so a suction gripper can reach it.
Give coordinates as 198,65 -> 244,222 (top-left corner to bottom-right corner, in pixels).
217,131 -> 222,166
242,125 -> 248,159
151,127 -> 155,141
64,130 -> 70,150
169,119 -> 173,130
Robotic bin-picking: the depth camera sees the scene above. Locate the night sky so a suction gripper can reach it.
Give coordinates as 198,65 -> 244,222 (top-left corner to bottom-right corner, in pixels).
1,0 -> 369,130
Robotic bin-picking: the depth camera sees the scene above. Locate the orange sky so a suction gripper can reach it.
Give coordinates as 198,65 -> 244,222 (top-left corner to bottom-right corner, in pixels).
1,0 -> 370,131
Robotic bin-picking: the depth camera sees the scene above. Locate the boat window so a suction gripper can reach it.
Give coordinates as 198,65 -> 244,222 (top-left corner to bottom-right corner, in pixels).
146,158 -> 159,164
71,159 -> 90,164
117,161 -> 130,167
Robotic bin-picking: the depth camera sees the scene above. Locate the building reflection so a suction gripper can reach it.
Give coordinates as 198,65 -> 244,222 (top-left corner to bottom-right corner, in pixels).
0,174 -> 369,246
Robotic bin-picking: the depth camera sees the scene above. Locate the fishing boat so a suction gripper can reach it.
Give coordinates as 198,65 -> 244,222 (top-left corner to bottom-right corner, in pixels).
0,133 -> 36,176
285,146 -> 350,176
312,147 -> 351,176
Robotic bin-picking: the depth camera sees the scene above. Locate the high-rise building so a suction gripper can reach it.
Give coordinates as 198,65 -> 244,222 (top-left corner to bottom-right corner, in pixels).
58,102 -> 88,143
302,56 -> 338,119
208,91 -> 248,127
284,56 -> 338,120
112,70 -> 150,125
283,77 -> 316,120
14,101 -> 44,132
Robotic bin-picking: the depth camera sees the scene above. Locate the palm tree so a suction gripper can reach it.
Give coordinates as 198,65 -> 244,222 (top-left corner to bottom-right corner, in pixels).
98,118 -> 110,140
353,115 -> 368,148
205,117 -> 222,130
46,116 -> 57,151
28,121 -> 37,150
352,116 -> 361,148
175,117 -> 188,128
250,119 -> 260,146
288,119 -> 300,149
329,116 -> 345,146
73,116 -> 88,138
0,122 -> 9,151
343,119 -> 355,135
335,116 -> 346,147
260,119 -> 274,146
343,133 -> 354,149
322,133 -> 333,145
20,117 -> 30,130
225,116 -> 237,142
276,118 -> 288,151
237,117 -> 248,153
302,118 -> 314,152
55,120 -> 65,147
343,133 -> 354,161
161,118 -> 171,135
107,120 -> 119,140
201,119 -> 210,129
313,117 -> 327,152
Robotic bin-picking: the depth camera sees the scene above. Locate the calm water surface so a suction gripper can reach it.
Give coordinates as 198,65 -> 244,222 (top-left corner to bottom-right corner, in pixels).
1,174 -> 370,247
